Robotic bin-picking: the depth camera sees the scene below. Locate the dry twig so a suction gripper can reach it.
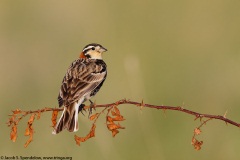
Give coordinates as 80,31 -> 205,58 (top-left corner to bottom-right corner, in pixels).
7,99 -> 240,149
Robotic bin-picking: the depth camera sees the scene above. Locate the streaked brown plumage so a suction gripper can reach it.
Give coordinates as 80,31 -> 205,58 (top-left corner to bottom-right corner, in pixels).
52,43 -> 107,134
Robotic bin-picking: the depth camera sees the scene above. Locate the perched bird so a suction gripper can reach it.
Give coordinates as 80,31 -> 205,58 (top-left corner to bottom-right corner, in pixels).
52,43 -> 108,134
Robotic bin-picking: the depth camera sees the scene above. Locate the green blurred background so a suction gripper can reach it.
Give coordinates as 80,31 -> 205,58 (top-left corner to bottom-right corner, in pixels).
1,0 -> 240,159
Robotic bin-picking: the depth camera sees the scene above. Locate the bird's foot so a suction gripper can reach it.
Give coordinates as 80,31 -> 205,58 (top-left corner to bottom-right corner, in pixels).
88,100 -> 96,118
78,104 -> 86,116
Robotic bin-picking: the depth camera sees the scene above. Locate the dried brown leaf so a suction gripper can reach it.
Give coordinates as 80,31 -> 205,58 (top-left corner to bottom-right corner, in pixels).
25,127 -> 30,136
10,125 -> 17,142
28,114 -> 35,125
114,106 -> 120,115
51,110 -> 58,127
89,124 -> 96,138
112,129 -> 119,137
111,110 -> 117,116
192,138 -> 203,151
194,128 -> 201,135
24,134 -> 33,148
107,123 -> 125,131
24,126 -> 34,148
107,123 -> 118,131
89,113 -> 99,121
106,116 -> 113,123
112,115 -> 125,121
74,135 -> 82,146
7,116 -> 15,126
24,114 -> 35,148
74,124 -> 96,146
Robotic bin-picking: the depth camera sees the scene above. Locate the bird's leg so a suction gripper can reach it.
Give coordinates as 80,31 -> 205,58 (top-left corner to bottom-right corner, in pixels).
88,100 -> 95,118
78,104 -> 86,116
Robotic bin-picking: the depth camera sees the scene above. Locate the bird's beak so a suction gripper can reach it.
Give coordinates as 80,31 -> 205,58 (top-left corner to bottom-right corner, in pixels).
100,47 -> 107,53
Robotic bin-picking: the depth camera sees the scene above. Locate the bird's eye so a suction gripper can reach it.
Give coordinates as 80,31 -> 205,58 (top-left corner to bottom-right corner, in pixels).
91,47 -> 95,50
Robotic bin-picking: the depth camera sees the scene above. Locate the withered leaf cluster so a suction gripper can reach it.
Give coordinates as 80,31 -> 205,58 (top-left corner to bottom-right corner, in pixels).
106,106 -> 125,137
7,108 -> 58,148
7,109 -> 22,143
192,137 -> 203,151
74,124 -> 96,146
7,109 -> 39,148
191,128 -> 203,151
74,105 -> 125,146
74,112 -> 99,146
74,112 -> 100,146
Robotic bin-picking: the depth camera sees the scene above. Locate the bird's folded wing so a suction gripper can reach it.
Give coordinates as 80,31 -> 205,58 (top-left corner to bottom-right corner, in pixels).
58,59 -> 106,107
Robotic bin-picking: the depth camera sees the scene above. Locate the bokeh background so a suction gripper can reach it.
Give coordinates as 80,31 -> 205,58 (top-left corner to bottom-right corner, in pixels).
1,0 -> 240,159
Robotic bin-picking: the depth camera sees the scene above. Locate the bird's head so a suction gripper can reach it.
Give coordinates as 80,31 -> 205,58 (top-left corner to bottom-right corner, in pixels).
80,43 -> 107,59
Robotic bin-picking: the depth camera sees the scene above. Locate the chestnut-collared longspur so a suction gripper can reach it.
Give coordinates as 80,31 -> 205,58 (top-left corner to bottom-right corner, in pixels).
52,43 -> 107,134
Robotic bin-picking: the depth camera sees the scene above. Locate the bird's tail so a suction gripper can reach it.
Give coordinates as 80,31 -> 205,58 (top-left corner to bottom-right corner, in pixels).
52,103 -> 79,134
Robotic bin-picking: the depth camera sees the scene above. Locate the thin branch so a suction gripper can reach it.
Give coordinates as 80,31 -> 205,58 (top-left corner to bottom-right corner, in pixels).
13,99 -> 240,128
94,99 -> 240,128
7,99 -> 240,149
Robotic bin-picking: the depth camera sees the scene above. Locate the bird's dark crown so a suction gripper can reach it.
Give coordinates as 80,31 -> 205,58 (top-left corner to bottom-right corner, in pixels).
84,43 -> 103,49
83,43 -> 105,53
